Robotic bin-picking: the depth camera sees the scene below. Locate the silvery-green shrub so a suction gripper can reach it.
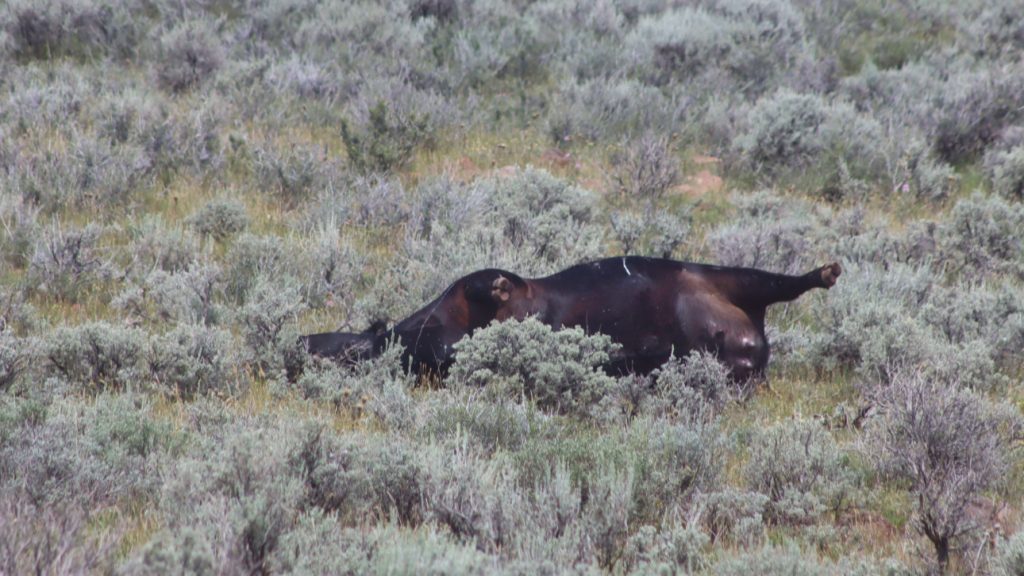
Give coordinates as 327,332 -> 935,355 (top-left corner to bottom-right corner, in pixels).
125,217 -> 200,276
118,526 -> 216,576
0,329 -> 29,393
864,371 -> 1023,572
651,350 -> 735,417
28,221 -> 112,302
993,531 -> 1024,576
237,277 -> 306,376
251,142 -> 343,207
731,90 -> 883,185
450,317 -> 617,416
933,65 -> 1024,164
223,233 -> 295,304
43,322 -> 145,393
709,191 -> 825,274
609,133 -> 681,211
135,263 -> 224,326
0,498 -> 118,576
419,389 -> 539,454
341,100 -> 431,174
0,394 -> 171,507
147,324 -> 234,399
186,198 -> 249,242
610,211 -> 646,254
939,192 -> 1024,281
627,2 -> 804,93
476,167 -> 604,272
696,488 -> 769,544
155,19 -> 224,93
157,421 -> 306,575
633,417 -> 728,521
646,210 -> 691,259
266,510 -> 373,575
0,194 -> 39,269
710,544 -> 831,576
618,523 -> 709,574
987,146 -> 1024,200
0,0 -> 141,61
547,77 -> 682,143
297,225 -> 366,310
744,418 -> 858,525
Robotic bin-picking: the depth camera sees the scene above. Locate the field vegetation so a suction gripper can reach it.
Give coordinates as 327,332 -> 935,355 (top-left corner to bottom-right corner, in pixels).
1,0 -> 1023,574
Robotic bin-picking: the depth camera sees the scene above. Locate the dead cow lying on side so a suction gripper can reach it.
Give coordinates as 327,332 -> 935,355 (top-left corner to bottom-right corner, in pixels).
301,256 -> 841,380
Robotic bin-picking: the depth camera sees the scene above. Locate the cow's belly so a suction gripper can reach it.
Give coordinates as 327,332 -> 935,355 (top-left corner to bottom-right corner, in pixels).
544,286 -> 681,371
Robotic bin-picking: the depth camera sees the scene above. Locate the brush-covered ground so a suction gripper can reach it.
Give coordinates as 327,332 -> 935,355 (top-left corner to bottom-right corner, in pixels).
2,0 -> 1024,574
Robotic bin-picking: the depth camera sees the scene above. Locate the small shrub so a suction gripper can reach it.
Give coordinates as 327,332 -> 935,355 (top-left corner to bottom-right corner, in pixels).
619,523 -> 709,574
28,221 -> 112,302
651,350 -> 735,417
646,210 -> 690,259
0,498 -> 118,576
711,544 -> 831,576
0,0 -> 140,61
633,417 -> 728,521
0,329 -> 30,393
708,191 -> 822,275
939,192 -> 1024,280
43,322 -> 145,393
993,531 -> 1024,576
252,143 -> 343,207
125,217 -> 199,275
267,510 -> 380,575
0,194 -> 39,269
155,20 -> 224,93
420,441 -> 517,554
223,233 -> 293,304
237,277 -> 306,376
696,488 -> 769,544
609,133 -> 681,211
341,100 -> 431,174
628,5 -> 804,92
933,67 -> 1024,164
420,390 -> 538,454
186,198 -> 249,242
158,421 -> 305,575
987,146 -> 1024,199
865,371 -> 1023,572
147,324 -> 234,399
610,211 -> 645,254
546,77 -> 681,144
745,418 -> 858,525
731,90 -> 883,184
127,263 -> 224,326
296,344 -> 415,431
1,395 -> 171,507
479,167 -> 605,270
119,527 -> 216,576
450,317 -> 618,416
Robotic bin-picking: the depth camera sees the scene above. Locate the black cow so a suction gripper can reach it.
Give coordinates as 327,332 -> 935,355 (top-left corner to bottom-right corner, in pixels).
301,256 -> 841,380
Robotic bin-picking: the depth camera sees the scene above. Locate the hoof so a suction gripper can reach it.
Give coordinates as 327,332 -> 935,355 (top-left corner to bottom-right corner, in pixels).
491,275 -> 513,302
820,262 -> 841,287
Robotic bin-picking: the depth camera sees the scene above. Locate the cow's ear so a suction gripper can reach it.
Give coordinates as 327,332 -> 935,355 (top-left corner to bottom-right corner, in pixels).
491,276 -> 513,303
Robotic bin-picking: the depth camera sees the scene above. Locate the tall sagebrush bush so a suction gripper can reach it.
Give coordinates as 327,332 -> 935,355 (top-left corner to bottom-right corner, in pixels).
450,317 -> 617,416
865,371 -> 1023,573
